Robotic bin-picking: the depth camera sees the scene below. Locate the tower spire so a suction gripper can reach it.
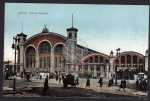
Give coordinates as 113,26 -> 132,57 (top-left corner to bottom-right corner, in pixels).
72,14 -> 73,28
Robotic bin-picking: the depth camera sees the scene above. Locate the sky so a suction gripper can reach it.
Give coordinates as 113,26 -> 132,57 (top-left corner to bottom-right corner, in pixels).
4,3 -> 149,62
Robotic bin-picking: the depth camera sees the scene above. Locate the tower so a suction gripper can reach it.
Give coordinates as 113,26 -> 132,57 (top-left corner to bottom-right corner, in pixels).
66,14 -> 78,72
145,49 -> 148,72
109,50 -> 114,78
17,32 -> 27,72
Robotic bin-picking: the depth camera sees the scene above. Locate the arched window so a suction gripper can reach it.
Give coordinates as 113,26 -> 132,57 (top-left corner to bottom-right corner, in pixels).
133,56 -> 137,64
90,57 -> 93,63
100,57 -> 103,63
121,56 -> 125,64
39,41 -> 51,53
127,55 -> 131,64
139,59 -> 143,64
95,56 -> 98,63
75,33 -> 77,38
26,46 -> 35,54
55,44 -> 63,53
69,33 -> 72,38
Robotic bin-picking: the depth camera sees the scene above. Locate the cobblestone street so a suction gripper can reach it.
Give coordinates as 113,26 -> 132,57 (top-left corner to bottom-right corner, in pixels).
3,77 -> 148,99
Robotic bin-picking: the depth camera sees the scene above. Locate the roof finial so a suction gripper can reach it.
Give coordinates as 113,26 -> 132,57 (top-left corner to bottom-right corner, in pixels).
72,14 -> 73,28
44,24 -> 46,28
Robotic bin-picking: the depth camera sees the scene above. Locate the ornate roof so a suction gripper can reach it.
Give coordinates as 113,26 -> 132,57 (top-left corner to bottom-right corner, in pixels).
66,27 -> 78,32
17,33 -> 27,37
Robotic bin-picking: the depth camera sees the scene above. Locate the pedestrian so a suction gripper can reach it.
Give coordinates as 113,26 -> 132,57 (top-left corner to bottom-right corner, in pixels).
111,78 -> 114,85
123,79 -> 126,91
118,79 -> 125,91
108,78 -> 112,87
143,78 -> 147,92
135,79 -> 139,90
139,79 -> 144,92
42,76 -> 49,95
85,77 -> 90,88
59,75 -> 61,83
98,77 -> 103,87
56,75 -> 58,81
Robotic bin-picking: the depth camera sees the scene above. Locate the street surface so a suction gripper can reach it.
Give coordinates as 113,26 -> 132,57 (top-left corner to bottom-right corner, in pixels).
3,77 -> 148,99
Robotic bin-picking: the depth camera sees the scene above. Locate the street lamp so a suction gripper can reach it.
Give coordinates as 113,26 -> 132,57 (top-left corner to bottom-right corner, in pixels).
115,48 -> 121,84
11,36 -> 19,91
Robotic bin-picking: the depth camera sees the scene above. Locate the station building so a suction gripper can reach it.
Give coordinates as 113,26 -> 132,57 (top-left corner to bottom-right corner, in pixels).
15,25 -> 148,79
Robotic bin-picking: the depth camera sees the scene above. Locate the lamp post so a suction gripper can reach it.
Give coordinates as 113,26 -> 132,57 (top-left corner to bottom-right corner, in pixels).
115,48 -> 120,84
11,36 -> 19,91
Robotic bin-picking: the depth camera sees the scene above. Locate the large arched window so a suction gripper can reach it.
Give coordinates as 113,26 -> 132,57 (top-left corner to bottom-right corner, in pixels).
39,41 -> 51,53
90,57 -> 93,63
54,44 -> 63,53
100,57 -> 103,63
26,46 -> 35,54
95,56 -> 98,63
121,56 -> 125,64
133,56 -> 137,64
127,55 -> 131,64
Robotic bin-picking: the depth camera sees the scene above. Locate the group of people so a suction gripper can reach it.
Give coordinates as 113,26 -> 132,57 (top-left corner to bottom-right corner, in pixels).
85,77 -> 103,88
135,78 -> 148,92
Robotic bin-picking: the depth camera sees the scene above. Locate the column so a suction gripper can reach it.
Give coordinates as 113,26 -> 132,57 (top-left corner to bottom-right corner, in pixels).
82,64 -> 84,74
88,64 -> 90,72
51,48 -> 54,72
94,64 -> 97,77
19,45 -> 24,72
